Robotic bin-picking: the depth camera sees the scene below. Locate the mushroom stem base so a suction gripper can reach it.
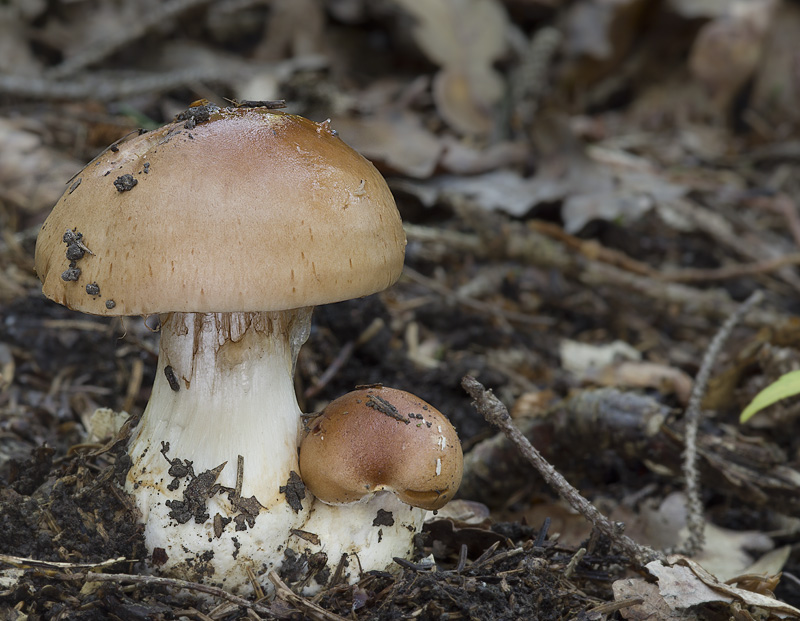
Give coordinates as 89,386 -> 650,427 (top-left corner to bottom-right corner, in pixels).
126,310 -> 311,589
125,309 -> 429,593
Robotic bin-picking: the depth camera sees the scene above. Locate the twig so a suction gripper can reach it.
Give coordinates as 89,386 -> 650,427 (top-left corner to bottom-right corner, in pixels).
46,0 -> 214,79
563,548 -> 586,579
405,220 -> 783,326
532,220 -> 800,283
268,571 -> 347,621
84,572 -> 272,615
660,254 -> 800,282
582,262 -> 779,326
0,68 -> 246,101
461,375 -> 662,566
304,341 -> 355,401
234,455 -> 244,501
0,554 -> 126,571
674,289 -> 765,556
402,266 -> 554,327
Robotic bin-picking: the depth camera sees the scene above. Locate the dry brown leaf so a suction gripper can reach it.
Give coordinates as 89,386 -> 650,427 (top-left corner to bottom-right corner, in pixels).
649,562 -> 732,609
627,493 -> 774,580
654,556 -> 800,618
613,577 -> 694,620
750,1 -> 800,127
439,137 -> 527,175
332,113 -> 443,179
585,361 -> 694,405
393,0 -> 507,69
689,0 -> 778,112
433,67 -> 504,136
397,169 -> 567,215
559,0 -> 651,90
392,0 -> 509,135
253,0 -> 325,60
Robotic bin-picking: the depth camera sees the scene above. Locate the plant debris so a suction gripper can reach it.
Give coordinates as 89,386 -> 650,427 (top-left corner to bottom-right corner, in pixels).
113,174 -> 137,192
4,0 -> 800,617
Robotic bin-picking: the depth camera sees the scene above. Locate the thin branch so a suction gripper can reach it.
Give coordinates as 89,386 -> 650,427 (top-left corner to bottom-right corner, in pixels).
461,375 -> 662,566
402,266 -> 554,327
660,255 -> 800,283
0,68 -> 245,101
268,571 -> 347,621
675,289 -> 765,556
0,554 -> 127,571
0,56 -> 325,102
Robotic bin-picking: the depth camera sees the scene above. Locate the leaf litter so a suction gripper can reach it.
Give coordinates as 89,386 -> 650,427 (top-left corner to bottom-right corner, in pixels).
3,0 -> 800,617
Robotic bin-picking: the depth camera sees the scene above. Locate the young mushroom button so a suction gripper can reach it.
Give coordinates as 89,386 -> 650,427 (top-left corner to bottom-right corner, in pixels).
299,386 -> 463,511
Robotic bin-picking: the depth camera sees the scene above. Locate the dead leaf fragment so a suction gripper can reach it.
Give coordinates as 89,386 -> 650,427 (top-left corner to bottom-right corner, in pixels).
654,556 -> 800,618
393,0 -> 509,135
612,577 -> 687,620
689,0 -> 778,112
333,114 -> 443,179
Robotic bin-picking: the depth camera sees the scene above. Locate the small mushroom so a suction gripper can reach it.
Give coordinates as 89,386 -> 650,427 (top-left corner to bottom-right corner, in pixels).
300,387 -> 463,510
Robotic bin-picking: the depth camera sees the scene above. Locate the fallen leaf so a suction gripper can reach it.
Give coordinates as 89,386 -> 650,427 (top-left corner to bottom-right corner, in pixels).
392,0 -> 507,70
585,361 -> 694,405
559,339 -> 641,375
393,0 -> 509,135
648,561 -> 729,609
333,114 -> 443,179
252,0 -> 325,60
689,0 -> 778,112
0,7 -> 43,75
631,492 -> 775,581
613,577 -> 687,620
439,136 -> 528,175
397,169 -> 567,216
661,556 -> 800,617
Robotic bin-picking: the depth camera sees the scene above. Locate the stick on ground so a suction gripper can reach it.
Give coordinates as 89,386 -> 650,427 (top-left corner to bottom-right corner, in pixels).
676,289 -> 764,556
461,375 -> 662,567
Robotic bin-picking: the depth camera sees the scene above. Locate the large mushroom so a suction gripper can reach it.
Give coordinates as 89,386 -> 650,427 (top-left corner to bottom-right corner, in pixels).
34,103 -> 458,591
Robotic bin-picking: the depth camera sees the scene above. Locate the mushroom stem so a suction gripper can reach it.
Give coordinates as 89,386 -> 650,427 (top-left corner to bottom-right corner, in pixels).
126,309 -> 312,586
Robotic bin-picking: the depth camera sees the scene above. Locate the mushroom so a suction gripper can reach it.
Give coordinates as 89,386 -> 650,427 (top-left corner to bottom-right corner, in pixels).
299,386 -> 463,510
33,103 -> 420,591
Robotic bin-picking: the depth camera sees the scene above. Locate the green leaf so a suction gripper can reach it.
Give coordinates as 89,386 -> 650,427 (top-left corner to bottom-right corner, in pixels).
740,369 -> 800,423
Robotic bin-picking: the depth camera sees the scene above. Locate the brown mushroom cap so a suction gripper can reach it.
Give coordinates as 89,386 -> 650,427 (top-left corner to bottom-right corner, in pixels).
299,386 -> 463,511
34,106 -> 406,316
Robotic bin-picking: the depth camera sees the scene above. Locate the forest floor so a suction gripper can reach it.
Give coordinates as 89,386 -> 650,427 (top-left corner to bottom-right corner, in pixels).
3,0 -> 800,619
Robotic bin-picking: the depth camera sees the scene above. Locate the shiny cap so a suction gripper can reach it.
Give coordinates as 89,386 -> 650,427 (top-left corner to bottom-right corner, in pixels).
299,386 -> 463,511
35,107 -> 406,315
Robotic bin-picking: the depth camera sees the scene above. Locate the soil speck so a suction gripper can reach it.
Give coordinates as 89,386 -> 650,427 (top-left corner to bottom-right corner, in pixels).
373,508 -> 395,527
164,365 -> 180,392
113,174 -> 137,192
279,471 -> 305,513
61,266 -> 81,282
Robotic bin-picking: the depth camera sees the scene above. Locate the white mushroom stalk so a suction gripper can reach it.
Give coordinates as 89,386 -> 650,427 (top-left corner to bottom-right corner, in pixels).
126,311 -> 434,591
126,310 -> 311,587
